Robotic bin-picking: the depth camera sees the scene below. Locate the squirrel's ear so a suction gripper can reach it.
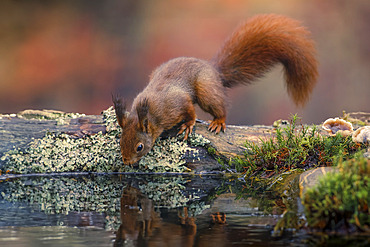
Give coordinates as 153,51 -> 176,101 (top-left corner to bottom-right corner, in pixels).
112,94 -> 127,128
137,98 -> 150,133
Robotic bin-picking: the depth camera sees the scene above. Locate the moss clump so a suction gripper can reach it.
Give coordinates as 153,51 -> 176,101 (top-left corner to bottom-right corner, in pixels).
207,147 -> 216,155
1,106 -> 211,174
137,137 -> 192,172
302,154 -> 370,232
233,115 -> 364,177
1,131 -> 123,173
135,132 -> 210,172
1,107 -> 122,173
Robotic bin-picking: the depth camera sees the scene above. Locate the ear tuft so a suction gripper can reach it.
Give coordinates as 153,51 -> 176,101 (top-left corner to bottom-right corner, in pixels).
112,94 -> 127,128
137,98 -> 150,132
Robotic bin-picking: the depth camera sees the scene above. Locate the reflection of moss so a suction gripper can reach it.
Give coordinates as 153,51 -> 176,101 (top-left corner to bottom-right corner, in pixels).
1,176 -> 122,215
0,175 -> 212,229
1,176 -> 122,230
302,154 -> 370,232
137,177 -> 210,211
1,107 -> 211,174
138,178 -> 189,207
235,171 -> 302,217
272,172 -> 304,236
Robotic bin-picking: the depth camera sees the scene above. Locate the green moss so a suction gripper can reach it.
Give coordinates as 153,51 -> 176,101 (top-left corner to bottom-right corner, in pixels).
207,146 -> 216,155
302,154 -> 370,232
342,111 -> 367,127
231,114 -> 364,177
223,115 -> 368,235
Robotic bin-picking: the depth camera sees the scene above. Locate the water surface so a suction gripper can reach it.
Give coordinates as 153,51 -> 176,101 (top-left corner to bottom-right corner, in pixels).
0,174 -> 307,246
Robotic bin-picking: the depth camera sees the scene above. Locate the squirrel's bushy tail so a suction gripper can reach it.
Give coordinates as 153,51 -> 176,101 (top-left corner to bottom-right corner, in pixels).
212,14 -> 318,106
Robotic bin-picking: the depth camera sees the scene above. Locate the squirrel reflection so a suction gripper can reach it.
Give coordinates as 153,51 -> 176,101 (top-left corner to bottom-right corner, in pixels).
114,186 -> 197,247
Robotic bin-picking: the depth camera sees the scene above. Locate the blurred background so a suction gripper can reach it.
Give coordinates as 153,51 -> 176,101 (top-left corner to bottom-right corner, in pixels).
0,0 -> 369,125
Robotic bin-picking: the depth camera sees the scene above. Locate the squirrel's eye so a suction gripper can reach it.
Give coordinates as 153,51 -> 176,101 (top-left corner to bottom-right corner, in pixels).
136,143 -> 144,152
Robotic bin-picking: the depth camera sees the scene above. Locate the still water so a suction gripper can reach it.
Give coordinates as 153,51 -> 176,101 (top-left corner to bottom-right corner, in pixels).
2,174 -> 367,247
0,174 -> 310,247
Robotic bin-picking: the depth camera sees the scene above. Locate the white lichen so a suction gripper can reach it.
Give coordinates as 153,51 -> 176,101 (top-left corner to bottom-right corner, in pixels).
1,106 -> 212,174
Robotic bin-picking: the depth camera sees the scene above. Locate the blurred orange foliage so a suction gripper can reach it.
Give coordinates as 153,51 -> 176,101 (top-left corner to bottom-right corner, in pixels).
0,0 -> 369,124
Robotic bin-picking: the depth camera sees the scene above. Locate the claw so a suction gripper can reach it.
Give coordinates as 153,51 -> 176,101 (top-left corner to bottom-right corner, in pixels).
208,118 -> 226,134
178,122 -> 194,140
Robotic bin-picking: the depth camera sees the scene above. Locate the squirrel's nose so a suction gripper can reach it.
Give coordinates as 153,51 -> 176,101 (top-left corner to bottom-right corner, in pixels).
122,157 -> 137,166
122,158 -> 130,165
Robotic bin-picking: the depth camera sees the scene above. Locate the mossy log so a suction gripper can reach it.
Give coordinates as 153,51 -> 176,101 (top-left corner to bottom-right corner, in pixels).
1,110 -> 368,176
0,109 -> 276,175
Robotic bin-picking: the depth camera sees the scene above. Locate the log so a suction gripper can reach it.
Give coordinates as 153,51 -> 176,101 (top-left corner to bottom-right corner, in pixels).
1,109 -> 368,176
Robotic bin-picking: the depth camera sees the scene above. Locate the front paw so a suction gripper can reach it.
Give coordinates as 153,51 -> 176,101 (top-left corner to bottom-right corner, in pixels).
177,122 -> 195,140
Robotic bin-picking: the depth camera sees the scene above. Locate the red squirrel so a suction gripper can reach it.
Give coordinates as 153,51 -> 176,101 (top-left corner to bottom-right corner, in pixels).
113,14 -> 318,165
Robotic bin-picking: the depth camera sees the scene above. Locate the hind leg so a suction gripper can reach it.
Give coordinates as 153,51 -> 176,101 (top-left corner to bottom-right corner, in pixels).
195,81 -> 227,134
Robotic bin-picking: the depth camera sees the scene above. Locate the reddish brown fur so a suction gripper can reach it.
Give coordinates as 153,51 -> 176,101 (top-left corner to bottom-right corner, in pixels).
212,14 -> 318,106
113,14 -> 318,165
